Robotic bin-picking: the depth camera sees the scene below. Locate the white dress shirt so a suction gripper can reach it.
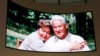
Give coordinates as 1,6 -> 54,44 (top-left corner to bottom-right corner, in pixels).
45,32 -> 90,52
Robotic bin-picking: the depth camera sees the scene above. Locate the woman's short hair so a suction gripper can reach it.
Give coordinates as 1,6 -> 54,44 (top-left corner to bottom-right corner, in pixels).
37,19 -> 53,33
37,19 -> 51,28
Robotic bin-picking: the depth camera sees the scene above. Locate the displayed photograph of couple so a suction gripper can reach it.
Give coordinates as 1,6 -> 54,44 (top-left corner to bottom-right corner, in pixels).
6,0 -> 96,52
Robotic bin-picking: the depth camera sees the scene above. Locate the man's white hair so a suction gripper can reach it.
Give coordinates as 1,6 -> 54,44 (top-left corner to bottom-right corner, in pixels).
50,15 -> 67,25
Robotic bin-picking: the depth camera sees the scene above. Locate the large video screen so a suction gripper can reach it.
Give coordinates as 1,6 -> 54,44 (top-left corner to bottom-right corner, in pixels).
6,0 -> 96,52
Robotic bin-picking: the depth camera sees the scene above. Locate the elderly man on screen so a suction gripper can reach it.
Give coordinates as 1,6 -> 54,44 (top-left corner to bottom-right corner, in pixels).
45,15 -> 90,52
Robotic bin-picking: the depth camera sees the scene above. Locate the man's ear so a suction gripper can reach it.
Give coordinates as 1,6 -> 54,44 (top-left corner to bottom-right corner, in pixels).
66,24 -> 68,29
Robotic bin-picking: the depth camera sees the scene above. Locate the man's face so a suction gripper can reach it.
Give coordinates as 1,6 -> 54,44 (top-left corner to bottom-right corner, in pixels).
52,20 -> 68,39
38,27 -> 51,42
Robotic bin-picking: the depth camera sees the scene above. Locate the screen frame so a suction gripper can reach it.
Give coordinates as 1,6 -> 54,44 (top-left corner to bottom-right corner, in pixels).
0,0 -> 100,56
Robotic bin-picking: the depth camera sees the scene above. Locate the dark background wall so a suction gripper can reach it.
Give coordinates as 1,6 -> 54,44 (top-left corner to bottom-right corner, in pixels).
0,0 -> 100,56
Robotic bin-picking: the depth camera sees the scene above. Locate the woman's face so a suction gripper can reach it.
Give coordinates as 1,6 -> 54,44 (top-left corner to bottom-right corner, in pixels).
38,26 -> 51,42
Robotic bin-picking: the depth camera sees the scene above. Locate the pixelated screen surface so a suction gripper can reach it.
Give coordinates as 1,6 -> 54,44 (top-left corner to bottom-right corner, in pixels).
6,0 -> 96,52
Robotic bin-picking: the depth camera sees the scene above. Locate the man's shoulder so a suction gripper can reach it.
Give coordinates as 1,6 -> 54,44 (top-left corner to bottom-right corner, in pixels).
69,33 -> 82,38
48,36 -> 55,40
69,33 -> 84,41
46,36 -> 55,42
